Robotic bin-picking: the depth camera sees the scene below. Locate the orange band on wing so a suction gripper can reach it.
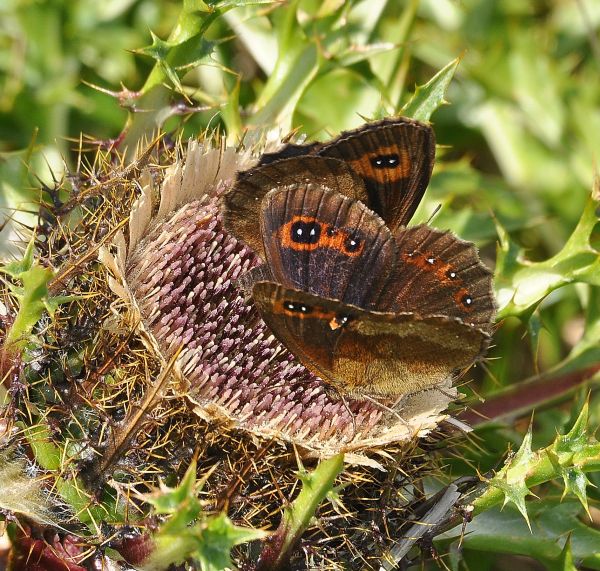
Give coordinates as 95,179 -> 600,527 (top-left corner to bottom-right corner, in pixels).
277,215 -> 365,256
273,299 -> 337,321
402,251 -> 475,313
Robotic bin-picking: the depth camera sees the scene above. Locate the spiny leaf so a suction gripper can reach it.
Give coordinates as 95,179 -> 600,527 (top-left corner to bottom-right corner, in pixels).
194,513 -> 268,571
560,467 -> 591,516
475,403 -> 600,524
401,56 -> 460,121
284,454 -> 345,543
549,403 -> 596,515
556,402 -> 589,454
491,426 -> 536,529
140,461 -> 267,571
496,191 -> 600,319
549,534 -> 577,571
147,460 -> 199,515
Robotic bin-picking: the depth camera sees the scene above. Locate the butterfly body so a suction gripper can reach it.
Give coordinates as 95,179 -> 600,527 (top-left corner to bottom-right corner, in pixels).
222,117 -> 496,400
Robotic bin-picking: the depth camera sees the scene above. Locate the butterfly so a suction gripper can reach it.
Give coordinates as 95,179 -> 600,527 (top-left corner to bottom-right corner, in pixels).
222,118 -> 495,398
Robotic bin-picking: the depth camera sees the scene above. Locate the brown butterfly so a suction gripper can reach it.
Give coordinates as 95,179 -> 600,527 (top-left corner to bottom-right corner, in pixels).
222,117 -> 495,398
223,117 -> 435,260
250,185 -> 493,397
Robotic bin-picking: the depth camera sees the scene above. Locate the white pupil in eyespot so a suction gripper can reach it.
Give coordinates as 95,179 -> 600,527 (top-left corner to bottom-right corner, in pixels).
284,301 -> 311,314
375,157 -> 398,166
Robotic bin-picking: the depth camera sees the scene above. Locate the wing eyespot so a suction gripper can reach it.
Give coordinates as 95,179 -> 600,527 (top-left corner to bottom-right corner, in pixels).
370,153 -> 400,169
290,220 -> 321,245
343,233 -> 363,254
283,301 -> 313,314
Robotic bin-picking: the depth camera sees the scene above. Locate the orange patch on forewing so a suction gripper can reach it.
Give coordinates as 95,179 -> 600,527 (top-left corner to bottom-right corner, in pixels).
347,145 -> 411,183
402,251 -> 475,313
277,215 -> 365,256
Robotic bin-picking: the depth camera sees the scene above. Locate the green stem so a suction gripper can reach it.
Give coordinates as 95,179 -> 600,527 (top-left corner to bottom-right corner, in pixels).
471,444 -> 600,516
256,454 -> 345,570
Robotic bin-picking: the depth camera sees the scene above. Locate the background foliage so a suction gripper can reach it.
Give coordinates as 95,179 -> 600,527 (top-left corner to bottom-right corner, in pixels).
1,0 -> 600,569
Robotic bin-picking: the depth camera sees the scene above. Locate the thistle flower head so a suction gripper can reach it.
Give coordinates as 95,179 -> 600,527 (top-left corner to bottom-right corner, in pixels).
101,138 -> 457,461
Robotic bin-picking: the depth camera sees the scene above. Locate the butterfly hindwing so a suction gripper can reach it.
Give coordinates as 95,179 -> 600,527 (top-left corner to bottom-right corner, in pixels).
252,282 -> 490,397
259,184 -> 396,310
251,282 -> 345,382
381,225 -> 496,331
334,309 -> 489,396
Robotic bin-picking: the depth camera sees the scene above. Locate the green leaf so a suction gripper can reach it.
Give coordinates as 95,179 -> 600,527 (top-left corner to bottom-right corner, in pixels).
473,403 -> 600,529
549,403 -> 595,515
141,461 -> 267,570
195,513 -> 268,571
122,0 -> 273,154
401,56 -> 460,121
257,454 -> 345,568
551,535 -> 577,571
249,1 -> 320,132
496,191 -> 600,319
448,502 -> 600,569
492,426 -> 536,528
1,236 -> 72,349
221,77 -> 243,143
23,422 -> 125,531
556,402 -> 589,454
147,460 -> 199,515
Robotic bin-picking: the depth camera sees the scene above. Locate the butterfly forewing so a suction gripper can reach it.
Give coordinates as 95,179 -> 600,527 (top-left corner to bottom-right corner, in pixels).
260,185 -> 396,309
223,116 -> 435,256
223,156 -> 368,258
317,118 -> 435,230
381,225 -> 496,332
